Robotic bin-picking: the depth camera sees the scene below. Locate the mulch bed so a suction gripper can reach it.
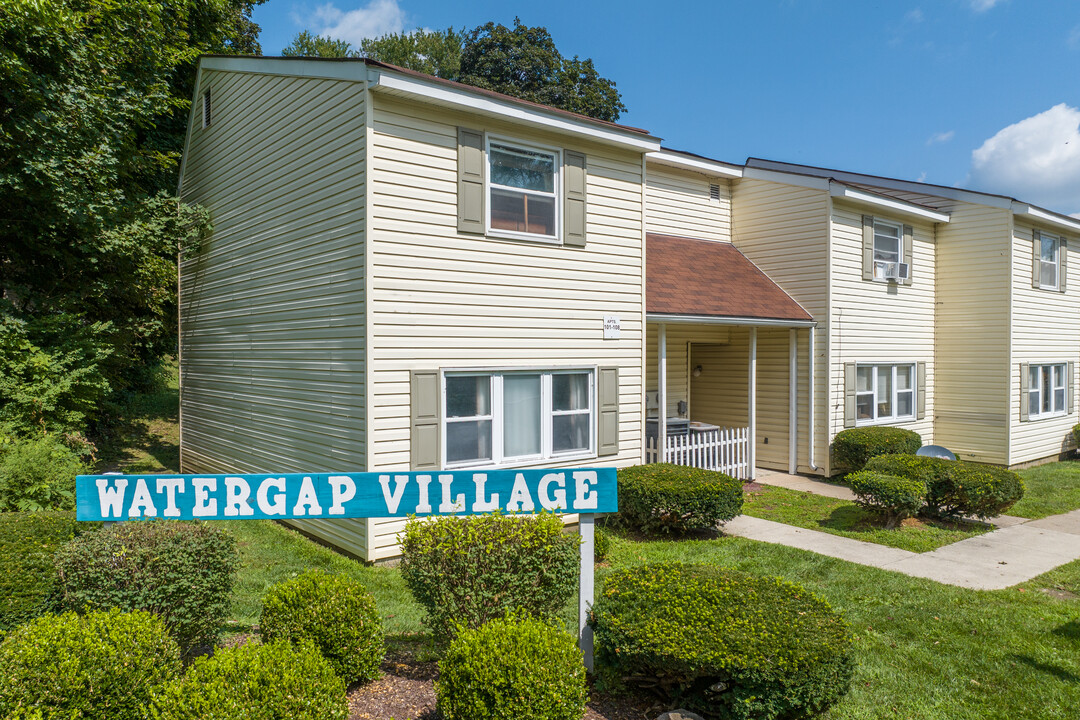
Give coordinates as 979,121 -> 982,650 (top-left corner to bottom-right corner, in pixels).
348,652 -> 661,720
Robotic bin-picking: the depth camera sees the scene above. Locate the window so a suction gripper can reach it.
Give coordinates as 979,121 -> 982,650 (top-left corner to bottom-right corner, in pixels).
444,369 -> 594,467
487,140 -> 559,240
201,88 -> 212,129
872,220 -> 902,280
1038,232 -> 1060,290
1028,363 -> 1067,418
856,363 -> 916,424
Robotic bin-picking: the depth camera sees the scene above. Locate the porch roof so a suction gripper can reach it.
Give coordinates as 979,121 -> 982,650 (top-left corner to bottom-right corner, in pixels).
646,234 -> 814,324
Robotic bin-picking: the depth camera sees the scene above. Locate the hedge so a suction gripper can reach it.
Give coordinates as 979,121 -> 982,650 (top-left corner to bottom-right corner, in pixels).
831,427 -> 922,472
590,563 -> 854,720
0,512 -> 78,631
400,512 -> 578,647
610,464 -> 743,534
0,436 -> 88,512
847,471 -> 926,528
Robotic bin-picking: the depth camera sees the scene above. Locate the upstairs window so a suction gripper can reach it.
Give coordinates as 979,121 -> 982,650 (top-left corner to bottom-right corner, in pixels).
1038,232 -> 1060,290
872,220 -> 902,280
488,141 -> 559,239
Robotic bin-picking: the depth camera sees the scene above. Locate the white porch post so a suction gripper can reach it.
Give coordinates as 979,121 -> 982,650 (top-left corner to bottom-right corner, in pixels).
789,328 -> 798,475
658,323 -> 667,462
808,325 -> 817,471
748,327 -> 757,480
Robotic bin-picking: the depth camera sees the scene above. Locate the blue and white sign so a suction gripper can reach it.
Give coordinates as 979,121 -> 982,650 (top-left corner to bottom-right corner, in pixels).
75,468 -> 617,522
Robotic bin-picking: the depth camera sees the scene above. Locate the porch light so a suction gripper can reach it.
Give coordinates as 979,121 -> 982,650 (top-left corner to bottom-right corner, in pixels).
692,364 -> 703,377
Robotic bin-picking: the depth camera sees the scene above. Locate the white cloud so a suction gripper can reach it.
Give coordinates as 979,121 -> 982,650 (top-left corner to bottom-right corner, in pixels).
917,171 -> 928,183
926,130 -> 955,145
310,0 -> 407,46
968,104 -> 1080,214
905,8 -> 924,23
970,0 -> 1005,11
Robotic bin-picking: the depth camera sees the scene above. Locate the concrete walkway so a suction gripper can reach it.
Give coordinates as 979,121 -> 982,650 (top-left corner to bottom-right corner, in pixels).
727,470 -> 1080,590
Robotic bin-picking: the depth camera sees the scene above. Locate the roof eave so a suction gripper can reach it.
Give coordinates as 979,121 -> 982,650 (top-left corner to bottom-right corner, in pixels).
647,313 -> 816,328
831,183 -> 950,223
1012,202 -> 1080,234
647,150 -> 743,178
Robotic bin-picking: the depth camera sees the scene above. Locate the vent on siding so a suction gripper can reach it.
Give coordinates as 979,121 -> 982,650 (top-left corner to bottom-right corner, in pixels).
709,183 -> 721,201
201,88 -> 212,129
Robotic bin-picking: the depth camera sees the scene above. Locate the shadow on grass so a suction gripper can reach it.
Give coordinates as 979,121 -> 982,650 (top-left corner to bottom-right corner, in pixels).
95,382 -> 180,473
1011,654 -> 1080,683
1052,619 -> 1080,643
818,505 -> 870,532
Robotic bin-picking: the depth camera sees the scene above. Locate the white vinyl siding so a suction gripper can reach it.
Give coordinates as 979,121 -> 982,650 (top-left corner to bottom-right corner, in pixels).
645,165 -> 732,242
365,93 -> 645,560
178,70 -> 369,557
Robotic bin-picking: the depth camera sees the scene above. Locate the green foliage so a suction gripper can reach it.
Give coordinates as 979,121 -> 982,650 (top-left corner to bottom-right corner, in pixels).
0,436 -> 87,512
259,570 -> 385,685
1072,424 -> 1080,449
864,454 -> 1026,520
847,471 -> 927,528
0,512 -> 77,631
0,608 -> 180,720
147,639 -> 348,720
361,27 -> 463,78
611,463 -> 743,534
282,30 -> 359,58
399,512 -> 578,646
594,525 -> 612,562
590,563 -> 855,720
54,520 -> 238,651
831,427 -> 923,471
436,615 -> 588,720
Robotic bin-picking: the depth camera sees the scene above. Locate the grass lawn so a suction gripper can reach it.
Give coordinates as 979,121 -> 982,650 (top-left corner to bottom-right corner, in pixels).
1011,461 -> 1080,519
742,485 -> 990,553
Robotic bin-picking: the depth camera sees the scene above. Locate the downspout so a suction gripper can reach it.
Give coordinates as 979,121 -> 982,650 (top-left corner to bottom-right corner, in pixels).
808,325 -> 818,470
788,328 -> 797,474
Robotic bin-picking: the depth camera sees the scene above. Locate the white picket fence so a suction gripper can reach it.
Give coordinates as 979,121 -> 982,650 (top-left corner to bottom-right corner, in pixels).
644,427 -> 751,480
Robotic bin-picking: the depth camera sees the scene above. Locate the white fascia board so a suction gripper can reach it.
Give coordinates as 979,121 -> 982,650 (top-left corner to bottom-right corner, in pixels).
741,166 -> 831,191
647,313 -> 816,328
200,55 -> 366,82
831,183 -> 951,223
647,151 -> 743,178
1012,202 -> 1080,234
368,68 -> 661,152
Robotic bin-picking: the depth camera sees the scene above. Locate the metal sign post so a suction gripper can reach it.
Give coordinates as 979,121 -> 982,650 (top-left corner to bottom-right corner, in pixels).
578,513 -> 595,672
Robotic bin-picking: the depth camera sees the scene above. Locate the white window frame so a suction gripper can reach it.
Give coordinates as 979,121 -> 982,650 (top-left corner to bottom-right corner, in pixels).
485,136 -> 561,244
441,367 -> 595,469
855,363 -> 917,425
1028,363 -> 1067,419
1038,232 -> 1061,290
872,219 -> 903,282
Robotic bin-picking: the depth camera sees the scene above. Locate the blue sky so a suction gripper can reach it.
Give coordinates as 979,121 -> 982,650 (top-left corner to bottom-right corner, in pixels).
251,0 -> 1080,215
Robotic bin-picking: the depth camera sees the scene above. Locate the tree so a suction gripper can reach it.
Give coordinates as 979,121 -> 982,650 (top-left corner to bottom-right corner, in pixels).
283,30 -> 359,58
360,28 -> 462,78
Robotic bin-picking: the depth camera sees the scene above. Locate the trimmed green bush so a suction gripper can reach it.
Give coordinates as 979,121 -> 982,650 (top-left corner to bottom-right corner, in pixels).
0,511 -> 83,631
612,464 -> 743,534
400,511 -> 578,646
831,427 -> 922,472
54,520 -> 238,652
147,639 -> 348,720
591,563 -> 854,720
260,570 -> 384,685
847,471 -> 926,528
1072,423 -> 1080,450
864,453 -> 1025,520
0,436 -> 87,512
436,615 -> 588,720
0,608 -> 180,720
594,526 -> 612,562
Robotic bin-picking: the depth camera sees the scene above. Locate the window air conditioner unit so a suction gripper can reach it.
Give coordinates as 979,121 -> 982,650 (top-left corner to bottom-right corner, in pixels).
883,262 -> 910,281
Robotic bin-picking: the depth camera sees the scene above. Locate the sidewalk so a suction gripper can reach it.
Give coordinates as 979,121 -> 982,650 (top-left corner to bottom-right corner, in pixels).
726,470 -> 1080,590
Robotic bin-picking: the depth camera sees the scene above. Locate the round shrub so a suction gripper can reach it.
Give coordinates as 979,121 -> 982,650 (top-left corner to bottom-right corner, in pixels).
590,563 -> 855,720
847,471 -> 926,527
0,436 -> 87,512
436,615 -> 588,720
54,520 -> 238,652
260,570 -> 384,685
0,608 -> 180,720
831,427 -> 922,472
400,511 -> 578,647
147,639 -> 348,720
864,454 -> 1025,520
612,464 -> 743,534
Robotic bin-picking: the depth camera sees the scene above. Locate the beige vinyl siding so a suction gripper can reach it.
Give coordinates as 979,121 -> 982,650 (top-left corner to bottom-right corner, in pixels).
646,324 -> 732,419
1009,221 -> 1080,464
178,70 -> 369,556
689,341 -> 748,427
932,204 -> 1011,463
827,201 -> 936,445
645,165 -> 732,242
365,93 -> 646,560
731,178 -> 826,474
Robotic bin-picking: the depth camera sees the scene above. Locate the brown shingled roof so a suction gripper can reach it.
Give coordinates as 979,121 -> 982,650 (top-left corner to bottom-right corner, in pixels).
647,234 -> 813,323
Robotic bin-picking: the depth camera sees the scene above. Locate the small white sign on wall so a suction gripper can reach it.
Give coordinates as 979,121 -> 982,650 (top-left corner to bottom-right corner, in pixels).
603,315 -> 620,340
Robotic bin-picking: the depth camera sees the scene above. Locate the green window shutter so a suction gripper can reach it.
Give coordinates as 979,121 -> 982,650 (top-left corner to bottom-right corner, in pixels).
902,225 -> 914,286
916,362 -> 926,420
1060,238 -> 1068,293
1020,363 -> 1030,422
1069,361 -> 1075,414
597,367 -> 619,456
862,216 -> 875,281
1032,230 -> 1042,288
411,370 -> 441,470
844,362 -> 856,428
457,128 -> 485,234
563,151 -> 587,247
